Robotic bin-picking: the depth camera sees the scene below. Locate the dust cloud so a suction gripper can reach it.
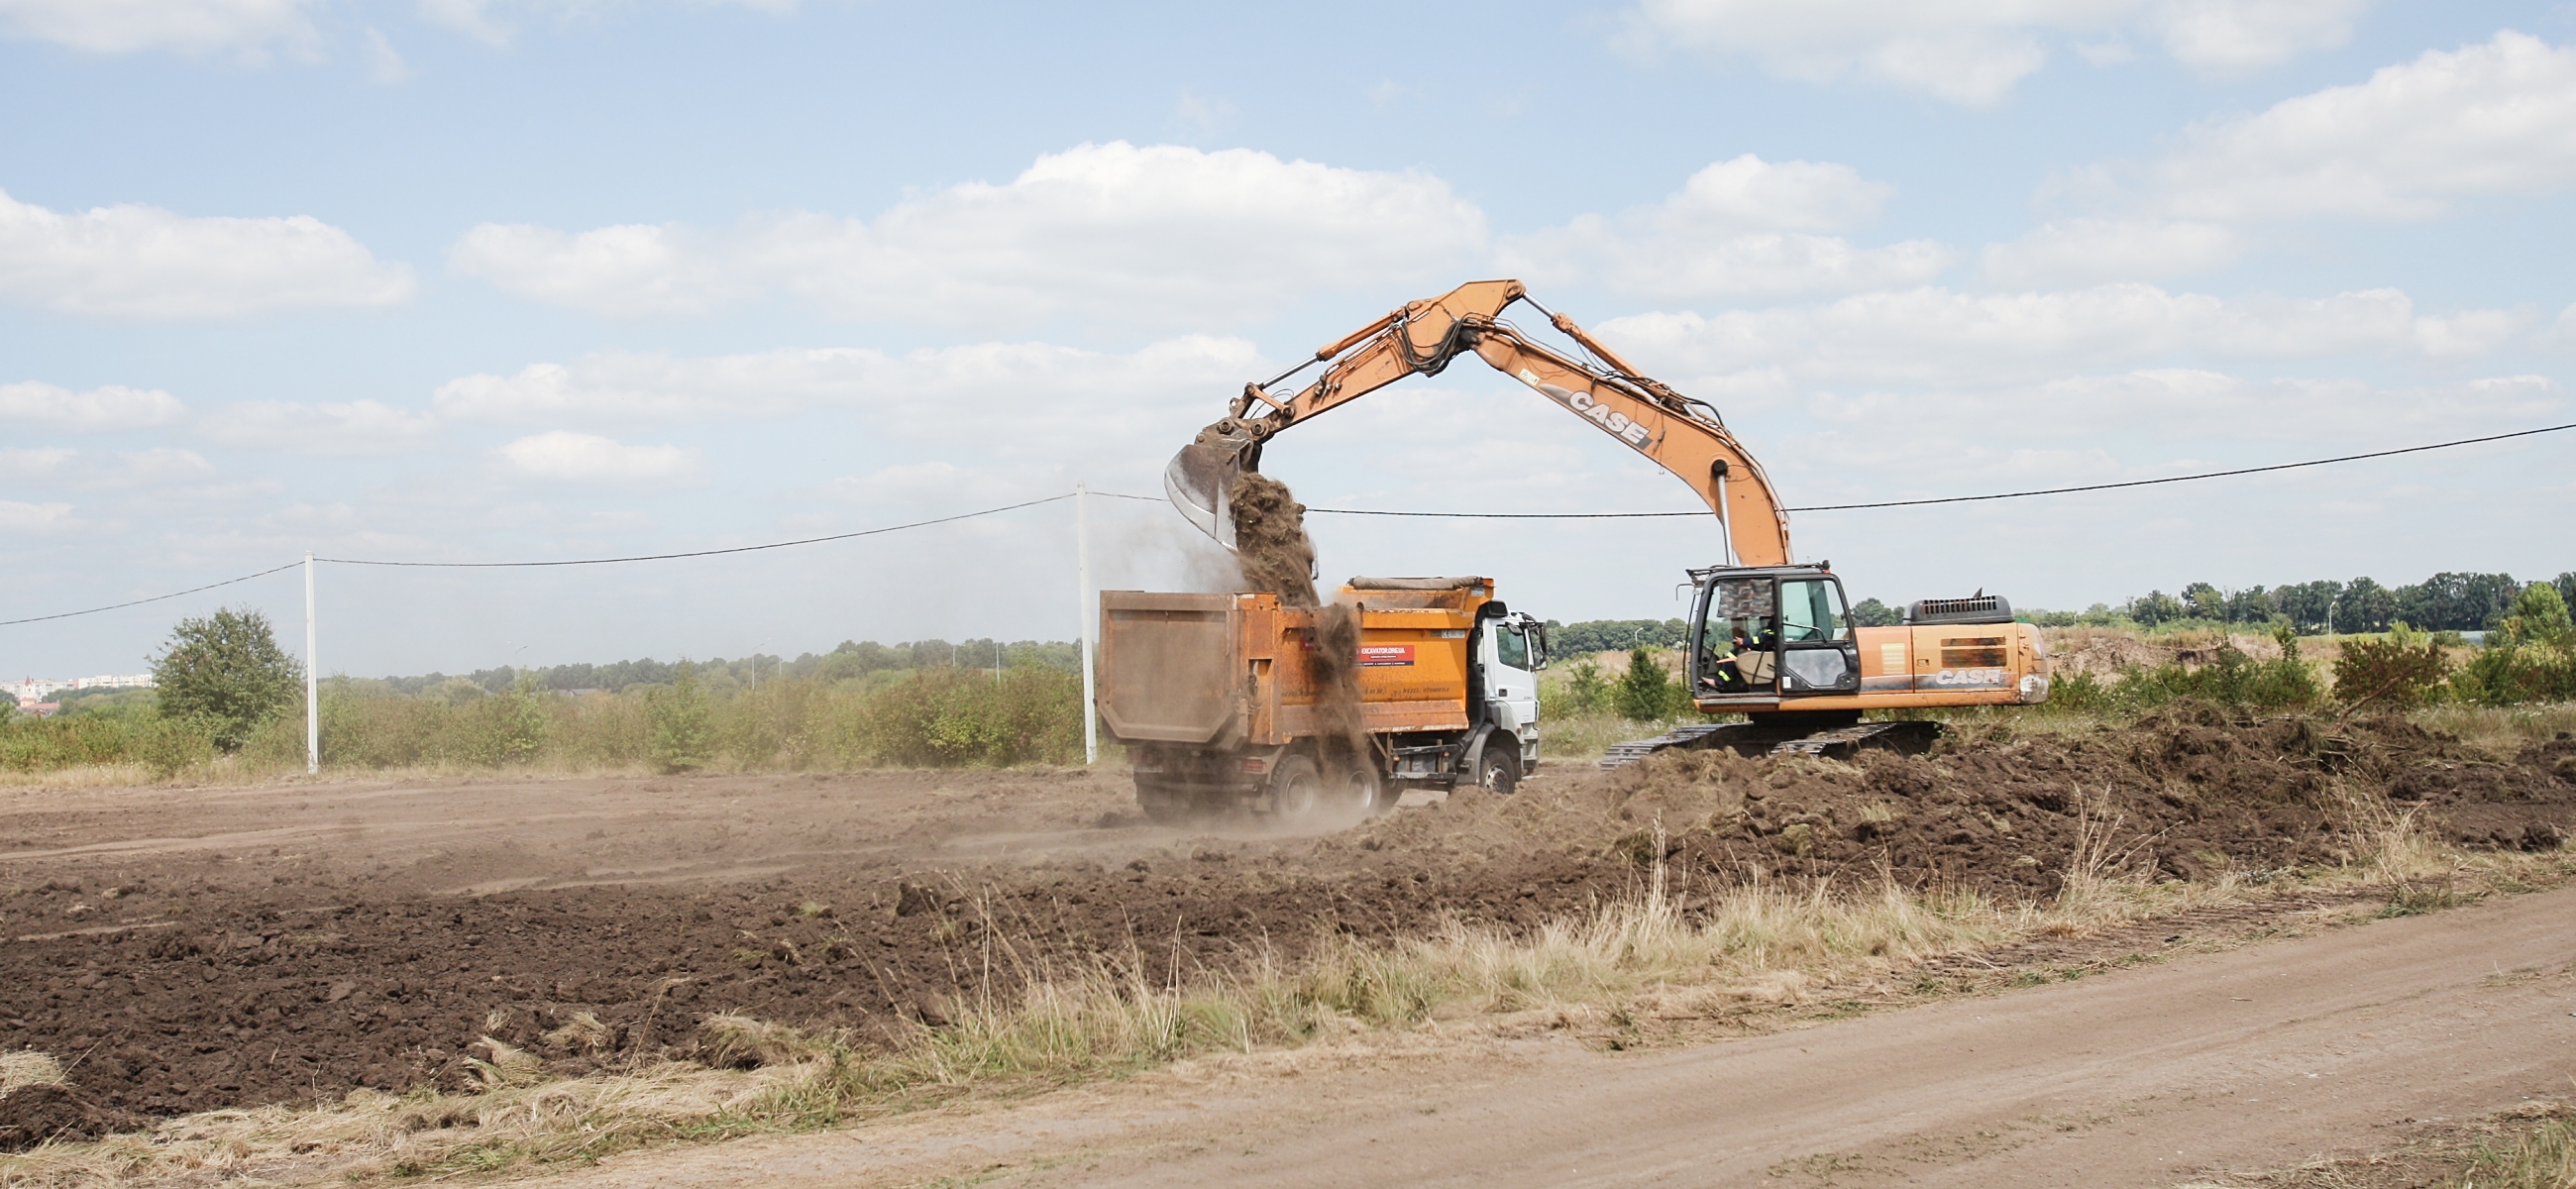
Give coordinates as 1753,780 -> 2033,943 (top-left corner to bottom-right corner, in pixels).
1227,472 -> 1368,777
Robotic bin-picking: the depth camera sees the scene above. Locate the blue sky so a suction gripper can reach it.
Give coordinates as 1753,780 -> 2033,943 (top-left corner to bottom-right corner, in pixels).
3,0 -> 2572,678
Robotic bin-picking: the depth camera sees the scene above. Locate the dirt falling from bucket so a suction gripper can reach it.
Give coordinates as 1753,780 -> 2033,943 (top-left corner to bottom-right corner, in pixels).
1228,473 -> 1368,773
1228,473 -> 1319,607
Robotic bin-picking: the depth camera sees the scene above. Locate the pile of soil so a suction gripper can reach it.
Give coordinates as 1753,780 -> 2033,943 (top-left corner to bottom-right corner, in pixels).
1339,705 -> 2573,897
0,1083 -> 139,1150
1,707 -> 2569,1133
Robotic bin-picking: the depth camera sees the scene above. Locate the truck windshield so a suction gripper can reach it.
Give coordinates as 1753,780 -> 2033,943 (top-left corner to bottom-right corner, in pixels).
1780,580 -> 1850,642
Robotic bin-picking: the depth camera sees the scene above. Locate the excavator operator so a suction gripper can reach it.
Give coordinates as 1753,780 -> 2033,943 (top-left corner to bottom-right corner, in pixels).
1699,579 -> 1777,694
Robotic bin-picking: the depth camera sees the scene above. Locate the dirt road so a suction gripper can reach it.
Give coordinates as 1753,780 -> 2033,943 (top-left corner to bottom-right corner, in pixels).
523,885 -> 2576,1188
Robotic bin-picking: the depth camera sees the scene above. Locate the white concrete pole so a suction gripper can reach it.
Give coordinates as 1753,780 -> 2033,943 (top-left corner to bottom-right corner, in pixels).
1075,481 -> 1097,766
303,552 -> 318,775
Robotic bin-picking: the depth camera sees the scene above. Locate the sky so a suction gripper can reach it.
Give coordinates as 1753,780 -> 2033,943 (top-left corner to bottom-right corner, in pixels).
3,0 -> 2573,679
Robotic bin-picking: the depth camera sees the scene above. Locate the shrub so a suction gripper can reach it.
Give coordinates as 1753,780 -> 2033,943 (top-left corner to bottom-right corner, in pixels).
1558,659 -> 1612,716
647,666 -> 717,773
1613,648 -> 1690,721
2334,623 -> 2454,709
460,682 -> 551,766
855,666 -> 1082,767
130,714 -> 218,778
151,606 -> 302,751
2448,584 -> 2576,706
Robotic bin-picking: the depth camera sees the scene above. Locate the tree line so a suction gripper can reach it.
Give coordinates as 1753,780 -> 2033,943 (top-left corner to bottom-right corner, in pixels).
2037,571 -> 2576,634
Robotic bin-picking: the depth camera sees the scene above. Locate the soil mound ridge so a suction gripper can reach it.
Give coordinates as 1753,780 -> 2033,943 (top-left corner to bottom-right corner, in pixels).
1325,704 -> 2576,895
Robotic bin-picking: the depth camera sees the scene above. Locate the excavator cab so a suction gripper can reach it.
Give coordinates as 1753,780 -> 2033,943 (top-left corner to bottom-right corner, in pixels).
1686,565 -> 1863,708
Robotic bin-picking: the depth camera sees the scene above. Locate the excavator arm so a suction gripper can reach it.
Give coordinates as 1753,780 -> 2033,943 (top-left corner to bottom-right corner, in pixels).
1165,279 -> 1793,567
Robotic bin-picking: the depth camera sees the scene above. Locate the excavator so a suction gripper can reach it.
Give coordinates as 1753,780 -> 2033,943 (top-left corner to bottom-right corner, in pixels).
1165,279 -> 2051,766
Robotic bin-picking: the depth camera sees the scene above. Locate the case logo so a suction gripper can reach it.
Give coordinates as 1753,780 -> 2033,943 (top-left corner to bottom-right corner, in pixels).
1519,371 -> 1654,450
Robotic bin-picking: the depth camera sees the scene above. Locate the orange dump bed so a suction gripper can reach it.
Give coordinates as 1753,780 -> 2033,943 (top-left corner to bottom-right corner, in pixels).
1097,584 -> 1494,750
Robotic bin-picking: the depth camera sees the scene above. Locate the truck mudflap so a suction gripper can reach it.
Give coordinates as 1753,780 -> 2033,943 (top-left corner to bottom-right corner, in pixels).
1598,719 -> 1942,769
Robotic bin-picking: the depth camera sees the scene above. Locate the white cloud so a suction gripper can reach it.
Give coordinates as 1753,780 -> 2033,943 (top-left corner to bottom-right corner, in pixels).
0,381 -> 186,429
493,431 -> 705,483
1809,370 -> 2560,444
2145,0 -> 2368,70
1599,283 -> 2530,386
449,142 -> 1486,327
0,188 -> 414,317
0,0 -> 319,56
433,335 -> 1261,439
199,399 -> 441,455
1627,0 -> 2368,105
417,0 -> 795,47
1498,156 -> 1952,301
2107,31 -> 2576,222
363,27 -> 409,82
1978,218 -> 2239,286
0,500 -> 77,532
1637,155 -> 1897,232
0,446 -> 75,477
2,446 -> 217,488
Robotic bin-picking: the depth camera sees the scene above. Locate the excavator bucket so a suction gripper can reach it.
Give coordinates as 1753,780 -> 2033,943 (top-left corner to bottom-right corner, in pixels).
1163,438 -> 1242,551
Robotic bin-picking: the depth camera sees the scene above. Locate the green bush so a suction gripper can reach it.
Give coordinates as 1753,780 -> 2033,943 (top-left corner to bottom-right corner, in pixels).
853,666 -> 1082,767
150,606 -> 302,751
646,666 -> 717,772
2046,628 -> 2324,716
1557,659 -> 1612,716
1613,648 -> 1692,721
2334,622 -> 2454,709
130,715 -> 218,778
2448,585 -> 2576,706
460,682 -> 551,765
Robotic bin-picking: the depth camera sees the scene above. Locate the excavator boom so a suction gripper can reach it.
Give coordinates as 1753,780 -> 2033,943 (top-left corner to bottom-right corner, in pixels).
1165,279 -> 2051,756
1165,279 -> 1792,568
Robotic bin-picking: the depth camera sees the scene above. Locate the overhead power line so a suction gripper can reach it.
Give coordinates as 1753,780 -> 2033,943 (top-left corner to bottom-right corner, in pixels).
0,561 -> 304,627
316,493 -> 1075,567
9,420 -> 2563,629
1298,420 -> 2576,519
4,495 -> 1075,628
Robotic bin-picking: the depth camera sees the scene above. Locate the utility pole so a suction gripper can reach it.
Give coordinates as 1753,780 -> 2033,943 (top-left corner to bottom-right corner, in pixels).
303,552 -> 318,775
1076,481 -> 1097,766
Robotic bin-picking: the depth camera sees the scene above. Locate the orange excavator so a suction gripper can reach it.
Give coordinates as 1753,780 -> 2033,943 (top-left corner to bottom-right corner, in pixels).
1166,278 -> 2052,764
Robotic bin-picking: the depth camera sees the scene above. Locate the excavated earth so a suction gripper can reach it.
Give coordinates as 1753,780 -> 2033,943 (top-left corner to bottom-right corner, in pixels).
2,705 -> 2572,1146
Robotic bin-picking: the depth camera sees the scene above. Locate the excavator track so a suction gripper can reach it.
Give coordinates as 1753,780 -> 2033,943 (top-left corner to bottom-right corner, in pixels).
1598,719 -> 1940,769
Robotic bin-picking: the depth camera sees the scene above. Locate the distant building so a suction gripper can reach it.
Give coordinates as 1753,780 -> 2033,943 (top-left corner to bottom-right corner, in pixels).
11,674 -> 155,708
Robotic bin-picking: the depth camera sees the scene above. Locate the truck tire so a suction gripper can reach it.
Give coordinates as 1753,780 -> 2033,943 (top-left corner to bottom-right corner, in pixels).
1342,762 -> 1388,816
1472,748 -> 1520,796
1267,755 -> 1327,822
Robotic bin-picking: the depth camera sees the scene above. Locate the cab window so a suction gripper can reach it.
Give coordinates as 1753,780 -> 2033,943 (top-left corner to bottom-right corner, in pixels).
1493,623 -> 1530,670
1779,580 -> 1850,643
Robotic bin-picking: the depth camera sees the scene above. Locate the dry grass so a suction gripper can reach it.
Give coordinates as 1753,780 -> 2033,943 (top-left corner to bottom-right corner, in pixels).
0,1053 -> 64,1096
2439,1113 -> 2576,1189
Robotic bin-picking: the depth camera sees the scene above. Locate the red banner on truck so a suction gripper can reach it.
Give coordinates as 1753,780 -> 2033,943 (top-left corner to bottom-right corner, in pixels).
1358,644 -> 1416,667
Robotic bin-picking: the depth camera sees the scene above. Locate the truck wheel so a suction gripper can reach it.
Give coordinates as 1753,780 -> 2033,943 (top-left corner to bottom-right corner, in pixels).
1472,749 -> 1520,796
1267,755 -> 1326,822
1342,762 -> 1388,815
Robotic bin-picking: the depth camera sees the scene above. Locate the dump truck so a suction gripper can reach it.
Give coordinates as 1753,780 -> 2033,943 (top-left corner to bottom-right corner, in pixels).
1097,577 -> 1549,823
